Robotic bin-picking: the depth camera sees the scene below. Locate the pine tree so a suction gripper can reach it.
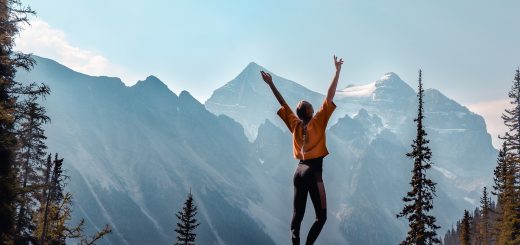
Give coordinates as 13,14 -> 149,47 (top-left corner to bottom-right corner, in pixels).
444,226 -> 458,245
13,83 -> 50,243
35,153 -> 112,244
397,70 -> 441,245
478,187 -> 491,245
38,153 -> 64,243
0,0 -> 36,241
174,190 -> 200,245
460,210 -> 471,245
494,69 -> 520,244
493,143 -> 508,199
501,68 -> 520,159
444,197 -> 501,245
492,143 -> 507,244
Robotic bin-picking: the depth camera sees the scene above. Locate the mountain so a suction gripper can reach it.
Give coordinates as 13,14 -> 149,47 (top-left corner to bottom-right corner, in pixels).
206,62 -> 497,242
15,56 -> 498,244
15,56 -> 276,245
205,62 -> 323,141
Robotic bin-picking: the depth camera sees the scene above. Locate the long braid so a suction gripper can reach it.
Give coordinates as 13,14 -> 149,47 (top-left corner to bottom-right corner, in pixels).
301,120 -> 308,160
296,101 -> 311,161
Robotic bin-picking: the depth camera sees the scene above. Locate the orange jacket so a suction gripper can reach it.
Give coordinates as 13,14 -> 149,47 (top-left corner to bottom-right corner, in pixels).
277,99 -> 336,160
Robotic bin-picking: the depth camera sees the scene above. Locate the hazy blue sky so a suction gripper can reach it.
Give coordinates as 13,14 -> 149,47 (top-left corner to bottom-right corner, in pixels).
17,0 -> 520,147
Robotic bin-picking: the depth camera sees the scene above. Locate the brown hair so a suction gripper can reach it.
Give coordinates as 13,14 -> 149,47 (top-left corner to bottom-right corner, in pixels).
296,101 -> 313,122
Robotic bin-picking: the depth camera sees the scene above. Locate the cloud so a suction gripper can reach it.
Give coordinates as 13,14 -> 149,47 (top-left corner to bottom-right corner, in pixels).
466,99 -> 510,149
14,18 -> 138,84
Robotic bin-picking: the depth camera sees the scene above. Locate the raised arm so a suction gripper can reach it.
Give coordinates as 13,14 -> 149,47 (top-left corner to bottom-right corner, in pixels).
326,55 -> 344,103
261,71 -> 288,106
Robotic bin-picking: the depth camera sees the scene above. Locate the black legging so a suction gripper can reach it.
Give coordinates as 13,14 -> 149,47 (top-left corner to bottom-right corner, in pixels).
290,157 -> 327,245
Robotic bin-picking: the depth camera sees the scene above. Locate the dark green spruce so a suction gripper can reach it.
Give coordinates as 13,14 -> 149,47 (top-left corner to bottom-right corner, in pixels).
478,187 -> 491,245
493,68 -> 520,245
460,210 -> 471,245
0,0 -> 36,241
175,190 -> 200,245
397,70 -> 441,245
14,83 -> 50,244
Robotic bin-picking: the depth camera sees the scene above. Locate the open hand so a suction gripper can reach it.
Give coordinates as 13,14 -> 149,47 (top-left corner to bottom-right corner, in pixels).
334,55 -> 344,71
260,71 -> 273,85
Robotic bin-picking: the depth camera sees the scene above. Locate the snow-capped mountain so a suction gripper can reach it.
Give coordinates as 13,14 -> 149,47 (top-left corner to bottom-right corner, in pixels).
205,62 -> 323,141
206,62 -> 497,242
332,72 -> 416,132
15,56 -> 498,244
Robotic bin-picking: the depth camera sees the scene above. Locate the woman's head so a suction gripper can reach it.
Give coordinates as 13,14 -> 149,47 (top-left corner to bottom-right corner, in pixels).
296,100 -> 314,122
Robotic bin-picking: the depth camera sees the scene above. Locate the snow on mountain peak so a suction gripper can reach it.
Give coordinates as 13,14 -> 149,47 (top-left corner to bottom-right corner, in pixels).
375,72 -> 411,89
337,82 -> 376,97
378,72 -> 400,81
336,72 -> 414,99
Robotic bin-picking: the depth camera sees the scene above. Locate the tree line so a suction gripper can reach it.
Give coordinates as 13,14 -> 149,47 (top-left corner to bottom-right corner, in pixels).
397,69 -> 520,245
0,2 -> 201,244
442,69 -> 520,245
1,1 -> 516,244
0,1 -> 111,244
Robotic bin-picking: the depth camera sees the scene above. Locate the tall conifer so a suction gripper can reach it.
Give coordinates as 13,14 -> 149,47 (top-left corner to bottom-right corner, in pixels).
478,187 -> 491,245
14,84 -> 50,243
494,69 -> 520,244
0,0 -> 35,241
397,70 -> 440,245
460,210 -> 471,245
174,190 -> 200,245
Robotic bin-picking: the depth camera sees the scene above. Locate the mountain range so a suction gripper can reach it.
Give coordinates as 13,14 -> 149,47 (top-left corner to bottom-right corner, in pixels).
14,56 -> 497,244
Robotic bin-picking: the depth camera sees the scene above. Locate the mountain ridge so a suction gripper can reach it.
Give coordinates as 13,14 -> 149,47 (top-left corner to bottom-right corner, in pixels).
14,55 -> 498,245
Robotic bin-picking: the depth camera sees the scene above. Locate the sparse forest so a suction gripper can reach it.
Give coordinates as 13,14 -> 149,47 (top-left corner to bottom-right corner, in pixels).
444,69 -> 520,245
0,0 -> 517,244
0,0 -> 111,244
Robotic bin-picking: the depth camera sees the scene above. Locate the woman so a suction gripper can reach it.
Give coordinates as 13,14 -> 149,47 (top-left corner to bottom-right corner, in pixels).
260,56 -> 343,245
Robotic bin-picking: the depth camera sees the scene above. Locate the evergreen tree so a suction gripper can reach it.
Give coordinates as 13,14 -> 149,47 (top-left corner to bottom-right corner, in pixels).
397,70 -> 441,245
460,210 -> 471,245
444,226 -> 458,245
493,143 -> 508,200
174,190 -> 200,245
492,143 -> 508,244
444,198 -> 500,245
37,153 -> 64,244
0,0 -> 36,241
478,187 -> 491,245
501,68 -> 520,158
494,69 -> 520,244
13,83 -> 50,243
35,153 -> 112,245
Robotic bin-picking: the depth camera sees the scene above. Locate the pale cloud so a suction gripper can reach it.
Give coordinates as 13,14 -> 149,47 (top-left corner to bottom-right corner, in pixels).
15,18 -> 138,84
466,99 -> 510,149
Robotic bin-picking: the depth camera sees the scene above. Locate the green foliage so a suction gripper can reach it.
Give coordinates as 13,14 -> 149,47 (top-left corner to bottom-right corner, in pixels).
397,70 -> 441,245
33,154 -> 112,245
460,210 -> 471,245
0,0 -> 36,241
478,187 -> 491,245
13,83 -> 50,243
445,69 -> 520,245
495,69 -> 520,245
175,190 -> 200,245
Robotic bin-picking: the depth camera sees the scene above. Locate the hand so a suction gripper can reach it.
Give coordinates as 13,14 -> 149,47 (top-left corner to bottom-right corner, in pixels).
334,55 -> 344,71
260,71 -> 273,85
